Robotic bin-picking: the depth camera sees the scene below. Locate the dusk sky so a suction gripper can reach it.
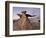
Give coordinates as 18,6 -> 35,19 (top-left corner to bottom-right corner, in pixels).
13,7 -> 40,19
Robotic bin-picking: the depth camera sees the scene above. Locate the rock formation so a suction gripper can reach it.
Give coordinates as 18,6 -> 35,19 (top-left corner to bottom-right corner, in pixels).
13,11 -> 40,30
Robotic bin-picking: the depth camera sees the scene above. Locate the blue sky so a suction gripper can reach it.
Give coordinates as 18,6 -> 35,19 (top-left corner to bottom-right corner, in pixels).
13,7 -> 40,17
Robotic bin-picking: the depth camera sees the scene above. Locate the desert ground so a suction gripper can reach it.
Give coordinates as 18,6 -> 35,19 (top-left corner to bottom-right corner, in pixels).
13,18 -> 40,31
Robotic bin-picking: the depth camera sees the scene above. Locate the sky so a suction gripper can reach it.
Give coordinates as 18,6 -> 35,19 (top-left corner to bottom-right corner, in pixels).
13,7 -> 40,20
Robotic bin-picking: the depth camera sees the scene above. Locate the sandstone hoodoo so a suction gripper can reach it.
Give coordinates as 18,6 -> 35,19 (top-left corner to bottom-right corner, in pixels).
13,11 -> 40,30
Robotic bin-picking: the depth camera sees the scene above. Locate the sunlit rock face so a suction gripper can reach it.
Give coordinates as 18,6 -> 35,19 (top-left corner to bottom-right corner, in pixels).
13,11 -> 40,30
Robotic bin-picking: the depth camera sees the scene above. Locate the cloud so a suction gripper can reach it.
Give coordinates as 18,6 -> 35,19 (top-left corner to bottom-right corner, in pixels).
13,15 -> 20,20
